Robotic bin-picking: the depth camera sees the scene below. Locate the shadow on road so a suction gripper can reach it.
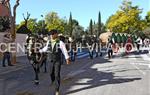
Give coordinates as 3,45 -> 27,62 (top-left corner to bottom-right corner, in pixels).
61,57 -> 141,95
121,50 -> 149,57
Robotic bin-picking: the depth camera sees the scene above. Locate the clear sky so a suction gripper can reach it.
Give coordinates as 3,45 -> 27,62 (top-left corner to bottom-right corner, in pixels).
10,0 -> 149,28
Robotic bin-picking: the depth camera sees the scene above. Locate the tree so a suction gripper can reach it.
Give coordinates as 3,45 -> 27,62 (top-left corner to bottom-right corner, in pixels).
12,0 -> 20,39
68,12 -> 73,36
89,19 -> 93,35
16,12 -> 31,34
68,18 -> 84,38
98,11 -> 101,36
45,12 -> 64,33
101,23 -> 107,33
87,21 -> 106,37
27,18 -> 38,32
37,20 -> 48,34
72,25 -> 83,39
36,20 -> 44,32
0,0 -> 20,38
60,17 -> 67,36
106,0 -> 146,34
92,21 -> 97,36
145,11 -> 150,27
17,18 -> 38,33
1,0 -> 20,65
0,16 -> 10,32
22,12 -> 30,27
143,27 -> 150,38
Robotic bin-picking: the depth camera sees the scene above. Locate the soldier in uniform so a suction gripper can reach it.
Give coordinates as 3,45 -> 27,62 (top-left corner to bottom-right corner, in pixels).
39,29 -> 70,95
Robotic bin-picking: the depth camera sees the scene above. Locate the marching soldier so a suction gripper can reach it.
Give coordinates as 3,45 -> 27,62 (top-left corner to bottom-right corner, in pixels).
39,29 -> 70,95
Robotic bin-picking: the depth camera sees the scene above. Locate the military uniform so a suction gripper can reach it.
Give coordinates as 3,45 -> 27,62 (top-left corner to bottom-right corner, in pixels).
40,30 -> 69,94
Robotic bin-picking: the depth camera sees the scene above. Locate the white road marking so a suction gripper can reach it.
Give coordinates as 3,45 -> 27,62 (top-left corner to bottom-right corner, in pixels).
140,54 -> 150,61
129,55 -> 146,75
130,63 -> 146,75
131,62 -> 150,69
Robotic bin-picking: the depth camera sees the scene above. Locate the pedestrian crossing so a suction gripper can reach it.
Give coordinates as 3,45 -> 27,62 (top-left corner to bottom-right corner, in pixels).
125,51 -> 150,69
126,51 -> 150,61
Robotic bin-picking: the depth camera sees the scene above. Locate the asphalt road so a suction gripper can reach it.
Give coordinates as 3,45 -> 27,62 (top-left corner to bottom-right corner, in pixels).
0,50 -> 150,95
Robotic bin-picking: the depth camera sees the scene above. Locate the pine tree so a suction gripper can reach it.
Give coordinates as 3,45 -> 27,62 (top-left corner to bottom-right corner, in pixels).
89,19 -> 93,35
98,11 -> 101,36
69,12 -> 73,36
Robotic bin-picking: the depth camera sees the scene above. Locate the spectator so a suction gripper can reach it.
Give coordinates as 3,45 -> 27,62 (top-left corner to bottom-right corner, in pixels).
1,31 -> 14,67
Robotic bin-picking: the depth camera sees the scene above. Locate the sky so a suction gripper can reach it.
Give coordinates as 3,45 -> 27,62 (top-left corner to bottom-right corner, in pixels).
10,0 -> 150,28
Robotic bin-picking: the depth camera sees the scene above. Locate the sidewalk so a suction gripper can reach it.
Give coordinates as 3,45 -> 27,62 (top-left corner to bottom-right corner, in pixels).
0,56 -> 29,75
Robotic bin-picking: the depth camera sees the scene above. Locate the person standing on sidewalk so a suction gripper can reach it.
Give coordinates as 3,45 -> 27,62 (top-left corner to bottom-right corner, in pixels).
1,31 -> 14,67
39,29 -> 70,95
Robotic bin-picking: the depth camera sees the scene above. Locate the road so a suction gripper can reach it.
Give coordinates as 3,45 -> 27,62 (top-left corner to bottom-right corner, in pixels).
0,49 -> 150,95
